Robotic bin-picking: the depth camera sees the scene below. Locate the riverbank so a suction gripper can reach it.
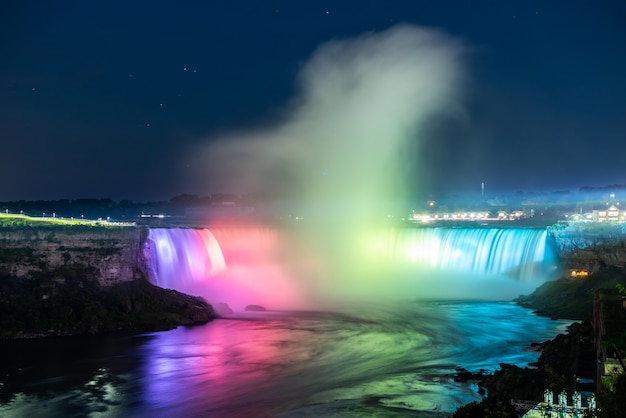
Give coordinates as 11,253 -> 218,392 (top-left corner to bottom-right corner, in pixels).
515,265 -> 626,320
452,266 -> 626,417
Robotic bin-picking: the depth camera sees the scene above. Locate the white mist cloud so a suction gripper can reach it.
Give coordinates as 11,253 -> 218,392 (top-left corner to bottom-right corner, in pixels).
190,24 -> 465,216
180,24 -> 469,309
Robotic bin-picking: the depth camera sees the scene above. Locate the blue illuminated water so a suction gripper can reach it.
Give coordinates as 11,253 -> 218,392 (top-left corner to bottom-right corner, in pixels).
0,301 -> 571,417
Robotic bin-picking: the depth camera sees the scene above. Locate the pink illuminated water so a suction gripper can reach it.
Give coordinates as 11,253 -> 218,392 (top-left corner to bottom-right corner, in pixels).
147,226 -> 309,310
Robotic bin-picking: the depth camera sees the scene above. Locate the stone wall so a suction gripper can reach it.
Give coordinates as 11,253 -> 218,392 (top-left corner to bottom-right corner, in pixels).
0,226 -> 148,286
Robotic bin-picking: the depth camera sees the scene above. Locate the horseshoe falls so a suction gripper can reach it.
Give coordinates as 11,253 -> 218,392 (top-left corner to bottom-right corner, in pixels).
145,226 -> 558,311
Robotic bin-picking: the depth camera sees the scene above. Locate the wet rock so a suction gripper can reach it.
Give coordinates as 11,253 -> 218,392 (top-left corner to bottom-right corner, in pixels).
245,304 -> 266,312
213,302 -> 233,316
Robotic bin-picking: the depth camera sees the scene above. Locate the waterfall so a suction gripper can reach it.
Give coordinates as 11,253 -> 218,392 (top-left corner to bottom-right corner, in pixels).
378,228 -> 556,279
147,228 -> 226,289
145,226 -> 558,309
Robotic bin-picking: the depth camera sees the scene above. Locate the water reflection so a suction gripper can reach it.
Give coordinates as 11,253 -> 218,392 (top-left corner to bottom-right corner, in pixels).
0,333 -> 150,417
0,302 -> 572,417
137,316 -> 319,416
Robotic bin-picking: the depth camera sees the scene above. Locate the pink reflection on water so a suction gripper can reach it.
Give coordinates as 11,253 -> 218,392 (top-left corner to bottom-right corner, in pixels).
140,317 -> 316,416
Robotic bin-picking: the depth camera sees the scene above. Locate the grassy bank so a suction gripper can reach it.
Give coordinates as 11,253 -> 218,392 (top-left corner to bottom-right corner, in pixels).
0,213 -> 135,229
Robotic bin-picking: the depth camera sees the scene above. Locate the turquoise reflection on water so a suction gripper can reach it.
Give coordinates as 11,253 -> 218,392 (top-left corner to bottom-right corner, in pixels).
133,302 -> 571,417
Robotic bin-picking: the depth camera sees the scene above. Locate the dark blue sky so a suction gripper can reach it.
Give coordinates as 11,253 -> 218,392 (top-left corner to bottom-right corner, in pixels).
2,1 -> 625,201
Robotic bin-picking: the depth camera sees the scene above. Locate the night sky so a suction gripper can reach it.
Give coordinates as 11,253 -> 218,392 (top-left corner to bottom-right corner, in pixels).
2,1 -> 626,202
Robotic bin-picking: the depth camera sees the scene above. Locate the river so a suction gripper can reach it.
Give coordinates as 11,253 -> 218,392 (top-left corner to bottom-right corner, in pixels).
0,301 -> 571,417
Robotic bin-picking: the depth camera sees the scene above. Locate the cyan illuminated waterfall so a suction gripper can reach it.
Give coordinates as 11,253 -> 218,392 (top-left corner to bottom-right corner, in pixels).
378,227 -> 556,279
146,226 -> 558,309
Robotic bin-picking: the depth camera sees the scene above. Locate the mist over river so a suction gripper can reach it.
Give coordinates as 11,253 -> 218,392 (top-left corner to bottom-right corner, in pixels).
0,301 -> 571,417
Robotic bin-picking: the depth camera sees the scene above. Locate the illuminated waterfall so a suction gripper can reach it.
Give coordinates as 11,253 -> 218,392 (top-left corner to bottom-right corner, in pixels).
147,228 -> 226,289
147,227 -> 306,310
146,227 -> 558,309
368,227 -> 556,279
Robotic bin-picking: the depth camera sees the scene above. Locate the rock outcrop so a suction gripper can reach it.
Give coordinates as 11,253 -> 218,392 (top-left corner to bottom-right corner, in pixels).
0,275 -> 216,339
549,223 -> 626,273
0,226 -> 148,286
0,225 -> 216,338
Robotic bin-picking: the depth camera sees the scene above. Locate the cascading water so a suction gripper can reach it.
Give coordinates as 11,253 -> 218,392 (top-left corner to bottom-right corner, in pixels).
367,227 -> 556,279
146,226 -> 559,310
147,228 -> 226,287
146,226 -> 308,310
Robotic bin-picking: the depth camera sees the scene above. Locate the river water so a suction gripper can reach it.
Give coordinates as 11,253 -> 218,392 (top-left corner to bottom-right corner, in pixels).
0,301 -> 571,417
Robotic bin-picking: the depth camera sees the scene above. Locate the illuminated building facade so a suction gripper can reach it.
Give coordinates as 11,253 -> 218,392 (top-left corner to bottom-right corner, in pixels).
592,204 -> 625,222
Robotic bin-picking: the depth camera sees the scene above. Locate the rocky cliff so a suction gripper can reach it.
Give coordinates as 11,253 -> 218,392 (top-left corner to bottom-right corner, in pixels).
0,225 -> 216,338
0,226 -> 148,286
548,223 -> 626,273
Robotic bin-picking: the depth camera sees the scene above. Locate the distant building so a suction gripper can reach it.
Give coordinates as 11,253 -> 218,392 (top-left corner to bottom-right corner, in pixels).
592,204 -> 625,222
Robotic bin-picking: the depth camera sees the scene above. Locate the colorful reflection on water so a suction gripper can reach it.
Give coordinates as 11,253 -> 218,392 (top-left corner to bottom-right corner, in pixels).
0,302 -> 571,417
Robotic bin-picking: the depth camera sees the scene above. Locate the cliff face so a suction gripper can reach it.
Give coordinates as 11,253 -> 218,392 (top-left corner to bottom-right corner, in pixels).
549,223 -> 626,273
0,226 -> 218,338
0,226 -> 148,286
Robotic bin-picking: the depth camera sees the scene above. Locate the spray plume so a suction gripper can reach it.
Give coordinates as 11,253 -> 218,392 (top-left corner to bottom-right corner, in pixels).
195,24 -> 465,218
176,25 -> 500,309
